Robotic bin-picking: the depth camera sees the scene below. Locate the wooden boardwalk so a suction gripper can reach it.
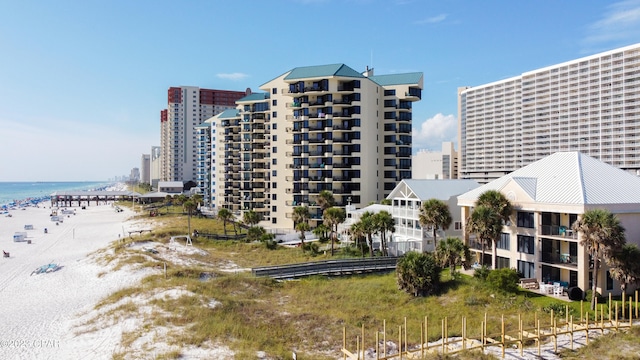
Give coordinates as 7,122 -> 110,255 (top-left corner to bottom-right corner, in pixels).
252,257 -> 399,280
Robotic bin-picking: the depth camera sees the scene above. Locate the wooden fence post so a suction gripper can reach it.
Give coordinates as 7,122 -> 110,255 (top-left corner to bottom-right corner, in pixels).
343,327 -> 346,360
361,324 -> 365,360
383,319 -> 386,358
570,315 -> 574,351
398,326 -> 402,360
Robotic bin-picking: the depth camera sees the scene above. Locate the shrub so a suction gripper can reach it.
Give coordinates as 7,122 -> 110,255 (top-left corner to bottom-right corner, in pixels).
302,242 -> 319,255
473,265 -> 491,280
486,268 -> 520,293
543,302 -> 573,317
584,289 -> 602,303
396,252 -> 441,297
264,239 -> 278,250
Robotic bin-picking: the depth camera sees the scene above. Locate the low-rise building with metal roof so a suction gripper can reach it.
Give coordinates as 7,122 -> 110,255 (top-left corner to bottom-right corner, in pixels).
457,151 -> 640,296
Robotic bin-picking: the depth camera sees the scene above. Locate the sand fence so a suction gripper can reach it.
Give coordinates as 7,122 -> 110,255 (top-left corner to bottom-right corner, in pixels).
342,291 -> 639,360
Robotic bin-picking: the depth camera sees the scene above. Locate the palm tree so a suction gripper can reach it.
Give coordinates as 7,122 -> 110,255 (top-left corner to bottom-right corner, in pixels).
191,194 -> 203,207
323,206 -> 346,256
396,251 -> 441,297
295,222 -> 311,248
476,190 -> 513,224
360,211 -> 378,257
475,190 -> 513,270
316,190 -> 335,213
292,206 -> 310,248
175,194 -> 188,206
436,237 -> 470,277
243,210 -> 261,227
183,200 -> 197,238
466,205 -> 503,267
419,199 -> 452,249
572,209 -> 626,310
292,205 -> 310,224
375,211 -> 395,256
217,208 -> 232,236
609,244 -> 640,294
312,224 -> 330,242
349,220 -> 366,257
247,225 -> 266,242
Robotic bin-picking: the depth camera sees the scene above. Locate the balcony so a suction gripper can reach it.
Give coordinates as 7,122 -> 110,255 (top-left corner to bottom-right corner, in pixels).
540,252 -> 578,268
468,239 -> 491,251
539,225 -> 577,239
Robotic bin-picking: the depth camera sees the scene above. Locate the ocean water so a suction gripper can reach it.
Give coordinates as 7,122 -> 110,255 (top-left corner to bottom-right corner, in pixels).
0,181 -> 113,206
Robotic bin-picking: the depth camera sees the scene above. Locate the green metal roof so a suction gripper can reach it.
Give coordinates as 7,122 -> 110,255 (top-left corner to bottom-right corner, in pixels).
284,63 -> 365,80
218,109 -> 240,119
368,72 -> 423,86
238,92 -> 269,102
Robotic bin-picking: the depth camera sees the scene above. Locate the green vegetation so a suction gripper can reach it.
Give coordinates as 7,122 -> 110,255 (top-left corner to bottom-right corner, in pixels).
96,203 -> 640,359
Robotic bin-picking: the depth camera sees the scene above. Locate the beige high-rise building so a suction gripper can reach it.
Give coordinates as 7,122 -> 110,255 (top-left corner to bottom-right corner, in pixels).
458,43 -> 640,183
160,86 -> 247,183
412,142 -> 458,179
212,64 -> 423,230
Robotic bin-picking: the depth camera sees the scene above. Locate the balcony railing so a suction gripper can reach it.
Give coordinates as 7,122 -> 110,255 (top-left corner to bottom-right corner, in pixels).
540,252 -> 578,267
539,225 -> 577,239
468,239 -> 491,251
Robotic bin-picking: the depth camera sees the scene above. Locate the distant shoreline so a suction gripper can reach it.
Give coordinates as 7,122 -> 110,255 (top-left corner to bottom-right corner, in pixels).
0,181 -> 118,208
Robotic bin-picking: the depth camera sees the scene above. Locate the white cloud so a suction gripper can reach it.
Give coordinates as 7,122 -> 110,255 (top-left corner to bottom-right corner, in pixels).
415,14 -> 447,25
412,113 -> 457,151
584,0 -> 640,45
216,72 -> 250,81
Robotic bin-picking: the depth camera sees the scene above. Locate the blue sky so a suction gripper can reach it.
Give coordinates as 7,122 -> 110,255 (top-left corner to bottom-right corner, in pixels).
1,0 -> 640,181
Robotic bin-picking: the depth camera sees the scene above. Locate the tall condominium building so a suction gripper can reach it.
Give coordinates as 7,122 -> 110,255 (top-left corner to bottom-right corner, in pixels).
211,64 -> 423,230
140,154 -> 150,184
458,43 -> 640,183
160,86 -> 247,183
150,146 -> 161,188
412,142 -> 458,179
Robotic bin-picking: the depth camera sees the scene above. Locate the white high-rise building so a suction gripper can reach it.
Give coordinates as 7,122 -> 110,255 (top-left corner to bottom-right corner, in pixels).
150,146 -> 161,188
160,86 -> 247,183
459,43 -> 640,183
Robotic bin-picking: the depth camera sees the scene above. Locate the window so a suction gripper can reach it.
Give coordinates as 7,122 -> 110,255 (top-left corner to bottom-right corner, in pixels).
273,123 -> 277,130
496,233 -> 510,250
272,206 -> 277,212
496,256 -> 510,269
606,270 -> 613,290
272,194 -> 277,200
517,235 -> 535,254
272,158 -> 277,165
272,99 -> 277,106
517,211 -> 535,228
272,111 -> 277,118
272,170 -> 277,177
454,221 -> 462,230
272,182 -> 277,189
517,260 -> 535,278
272,88 -> 277,95
273,135 -> 277,141
272,147 -> 277,154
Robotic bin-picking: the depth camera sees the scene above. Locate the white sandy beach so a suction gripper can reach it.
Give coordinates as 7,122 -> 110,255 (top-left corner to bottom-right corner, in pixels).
0,201 -> 150,360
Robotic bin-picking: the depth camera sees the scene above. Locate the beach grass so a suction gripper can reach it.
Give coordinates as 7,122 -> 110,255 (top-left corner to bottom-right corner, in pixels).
91,205 -> 640,359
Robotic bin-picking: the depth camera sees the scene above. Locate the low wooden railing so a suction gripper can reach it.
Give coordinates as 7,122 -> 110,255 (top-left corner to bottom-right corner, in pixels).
252,257 -> 400,279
